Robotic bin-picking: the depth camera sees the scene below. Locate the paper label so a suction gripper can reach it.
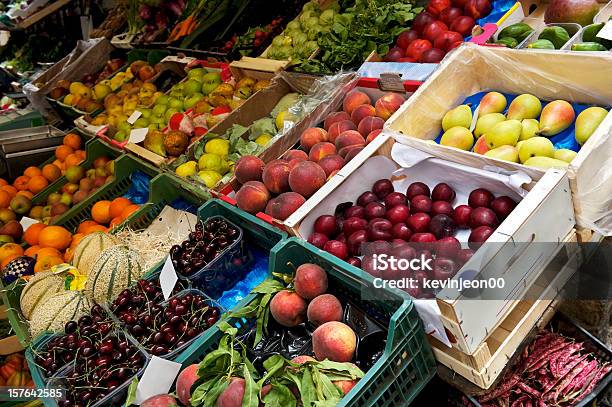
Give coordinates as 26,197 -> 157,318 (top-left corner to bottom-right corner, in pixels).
596,21 -> 612,41
160,255 -> 178,300
134,356 -> 182,405
129,127 -> 148,144
19,217 -> 38,231
469,104 -> 480,132
282,120 -> 294,134
378,72 -> 405,93
127,110 -> 142,125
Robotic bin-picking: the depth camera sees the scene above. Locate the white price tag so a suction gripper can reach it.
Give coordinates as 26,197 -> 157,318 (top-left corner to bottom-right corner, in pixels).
282,120 -> 294,134
134,356 -> 182,405
127,110 -> 142,125
129,128 -> 148,144
19,217 -> 38,231
596,21 -> 612,41
159,255 -> 178,300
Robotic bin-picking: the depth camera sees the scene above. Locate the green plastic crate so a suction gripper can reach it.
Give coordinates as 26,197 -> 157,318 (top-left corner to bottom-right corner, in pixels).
174,237 -> 436,406
0,279 -> 28,347
32,138 -> 122,206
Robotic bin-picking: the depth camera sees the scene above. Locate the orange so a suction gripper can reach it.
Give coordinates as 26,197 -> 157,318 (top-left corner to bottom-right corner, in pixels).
34,256 -> 64,273
42,164 -> 62,182
1,254 -> 20,270
63,133 -> 82,150
0,185 -> 17,197
109,197 -> 131,219
0,178 -> 7,186
23,223 -> 46,246
13,176 -> 30,191
109,216 -> 123,228
27,176 -> 49,194
38,226 -> 72,251
24,245 -> 41,257
52,160 -> 65,171
35,247 -> 62,259
64,154 -> 83,168
120,204 -> 140,220
91,200 -> 112,224
24,167 -> 42,178
76,150 -> 86,160
77,220 -> 99,234
83,224 -> 107,234
0,190 -> 10,208
55,145 -> 74,161
17,191 -> 34,199
0,243 -> 24,263
63,248 -> 73,263
69,233 -> 84,249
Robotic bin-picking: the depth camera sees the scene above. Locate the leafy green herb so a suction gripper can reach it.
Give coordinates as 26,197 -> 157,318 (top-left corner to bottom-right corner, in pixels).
124,377 -> 139,407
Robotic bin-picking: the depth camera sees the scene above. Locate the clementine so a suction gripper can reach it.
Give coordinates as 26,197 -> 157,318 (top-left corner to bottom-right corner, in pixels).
109,216 -> 123,228
24,245 -> 40,257
83,224 -> 108,234
23,223 -> 46,246
55,145 -> 74,161
0,185 -> 17,197
0,243 -> 24,262
13,176 -> 30,191
1,254 -> 20,270
63,133 -> 82,150
52,160 -> 66,171
120,204 -> 140,220
109,197 -> 131,219
77,220 -> 99,234
34,256 -> 64,273
38,226 -> 72,251
69,233 -> 84,249
35,247 -> 62,259
0,178 -> 7,186
24,167 -> 42,178
0,190 -> 11,208
91,200 -> 112,224
76,150 -> 86,160
64,154 -> 83,168
27,176 -> 49,194
42,164 -> 62,182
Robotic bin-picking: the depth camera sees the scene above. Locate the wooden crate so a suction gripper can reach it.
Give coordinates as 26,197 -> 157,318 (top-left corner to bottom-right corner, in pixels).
0,304 -> 24,355
430,230 -> 580,389
385,44 -> 612,235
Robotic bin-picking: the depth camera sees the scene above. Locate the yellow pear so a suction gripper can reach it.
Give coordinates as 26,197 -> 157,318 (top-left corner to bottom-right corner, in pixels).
442,105 -> 472,131
553,149 -> 577,163
440,127 -> 474,150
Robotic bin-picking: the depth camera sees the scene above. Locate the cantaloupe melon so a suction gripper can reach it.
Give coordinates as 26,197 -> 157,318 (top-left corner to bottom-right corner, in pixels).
71,232 -> 119,276
20,271 -> 66,320
29,290 -> 91,338
85,245 -> 144,304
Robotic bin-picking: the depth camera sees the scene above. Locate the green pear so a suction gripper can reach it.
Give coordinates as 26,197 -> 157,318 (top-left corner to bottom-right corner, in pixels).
518,136 -> 554,163
474,113 -> 505,137
440,126 -> 474,150
484,120 -> 522,148
575,106 -> 608,145
507,94 -> 542,120
484,145 -> 519,162
538,100 -> 575,136
524,156 -> 569,169
442,105 -> 472,131
479,92 -> 507,115
553,149 -> 577,163
519,119 -> 539,141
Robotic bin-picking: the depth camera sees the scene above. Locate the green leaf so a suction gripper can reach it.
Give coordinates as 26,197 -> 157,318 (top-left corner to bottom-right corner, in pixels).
263,383 -> 297,407
197,348 -> 231,377
228,302 -> 260,318
123,376 -> 138,407
253,279 -> 285,294
203,377 -> 230,406
255,293 -> 272,345
259,355 -> 288,386
242,363 -> 260,407
315,369 -> 343,401
315,360 -> 365,379
190,377 -> 217,406
218,321 -> 238,336
301,367 -> 317,407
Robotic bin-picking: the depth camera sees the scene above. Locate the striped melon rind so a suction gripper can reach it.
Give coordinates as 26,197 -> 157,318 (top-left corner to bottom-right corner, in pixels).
29,290 -> 92,338
85,245 -> 144,305
72,232 -> 119,276
20,271 -> 66,320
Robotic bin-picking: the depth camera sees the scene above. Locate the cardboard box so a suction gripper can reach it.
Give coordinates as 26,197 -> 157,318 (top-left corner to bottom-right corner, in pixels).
386,44 -> 612,235
296,133 -> 574,355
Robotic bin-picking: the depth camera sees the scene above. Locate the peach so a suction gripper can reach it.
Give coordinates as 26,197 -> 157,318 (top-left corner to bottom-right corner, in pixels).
288,161 -> 326,198
141,394 -> 179,407
318,154 -> 345,177
357,116 -> 384,137
344,147 -> 364,162
343,90 -> 372,115
308,142 -> 336,162
334,379 -> 358,395
294,263 -> 328,299
283,149 -> 308,162
473,135 -> 490,155
335,131 -> 366,157
300,127 -> 329,152
235,181 -> 270,214
270,289 -> 307,327
291,355 -> 316,364
366,129 -> 383,144
265,192 -> 306,220
312,321 -> 357,362
234,155 -> 264,184
216,377 -> 245,407
260,384 -> 272,400
351,104 -> 376,126
375,92 -> 405,120
307,294 -> 343,326
324,111 -> 351,130
329,120 -> 357,143
79,178 -> 93,192
73,190 -> 88,204
262,159 -> 290,194
176,364 -> 199,406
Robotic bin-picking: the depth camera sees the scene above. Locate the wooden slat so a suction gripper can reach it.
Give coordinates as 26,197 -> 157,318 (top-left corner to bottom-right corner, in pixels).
18,0 -> 72,29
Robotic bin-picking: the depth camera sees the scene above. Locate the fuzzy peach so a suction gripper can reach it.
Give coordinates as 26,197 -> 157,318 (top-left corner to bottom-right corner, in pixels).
270,289 -> 307,327
334,379 -> 358,395
308,142 -> 337,162
313,321 -> 357,362
357,116 -> 385,137
308,294 -> 343,326
265,192 -> 306,220
262,160 -> 291,194
351,104 -> 376,126
366,129 -> 383,144
375,92 -> 405,120
318,154 -> 345,177
176,364 -> 199,406
329,120 -> 357,143
216,377 -> 245,407
294,263 -> 328,299
300,127 -> 329,152
344,147 -> 364,162
235,181 -> 270,214
335,131 -> 366,157
343,90 -> 372,115
291,355 -> 316,364
234,155 -> 265,184
324,111 -> 351,130
288,161 -> 326,198
283,149 -> 308,162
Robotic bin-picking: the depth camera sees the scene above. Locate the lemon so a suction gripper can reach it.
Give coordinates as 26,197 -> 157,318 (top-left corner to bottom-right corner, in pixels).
255,134 -> 272,146
204,138 -> 230,157
275,111 -> 297,131
198,170 -> 222,188
175,161 -> 197,178
198,153 -> 224,172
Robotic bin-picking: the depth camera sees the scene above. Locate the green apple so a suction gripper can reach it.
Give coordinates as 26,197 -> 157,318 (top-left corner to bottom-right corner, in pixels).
150,114 -> 166,125
184,93 -> 204,110
134,117 -> 149,128
168,97 -> 184,111
164,107 -> 179,122
183,79 -> 202,96
117,121 -> 132,134
518,136 -> 555,163
201,72 -> 222,95
139,108 -> 152,119
187,67 -> 207,80
155,94 -> 169,106
152,104 -> 167,117
114,130 -> 128,142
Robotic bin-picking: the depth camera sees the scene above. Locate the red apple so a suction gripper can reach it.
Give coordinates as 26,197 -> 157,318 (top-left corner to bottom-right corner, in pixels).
412,12 -> 437,33
324,240 -> 349,260
384,192 -> 407,208
406,182 -> 430,199
385,204 -> 410,224
469,207 -> 498,228
451,16 -> 476,36
406,39 -> 433,61
453,205 -> 472,228
314,215 -> 339,237
423,21 -> 449,44
432,201 -> 454,217
431,183 -> 456,203
396,29 -> 420,49
407,212 -> 431,233
410,195 -> 433,214
308,233 -> 329,249
468,188 -> 494,208
490,196 -> 517,220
